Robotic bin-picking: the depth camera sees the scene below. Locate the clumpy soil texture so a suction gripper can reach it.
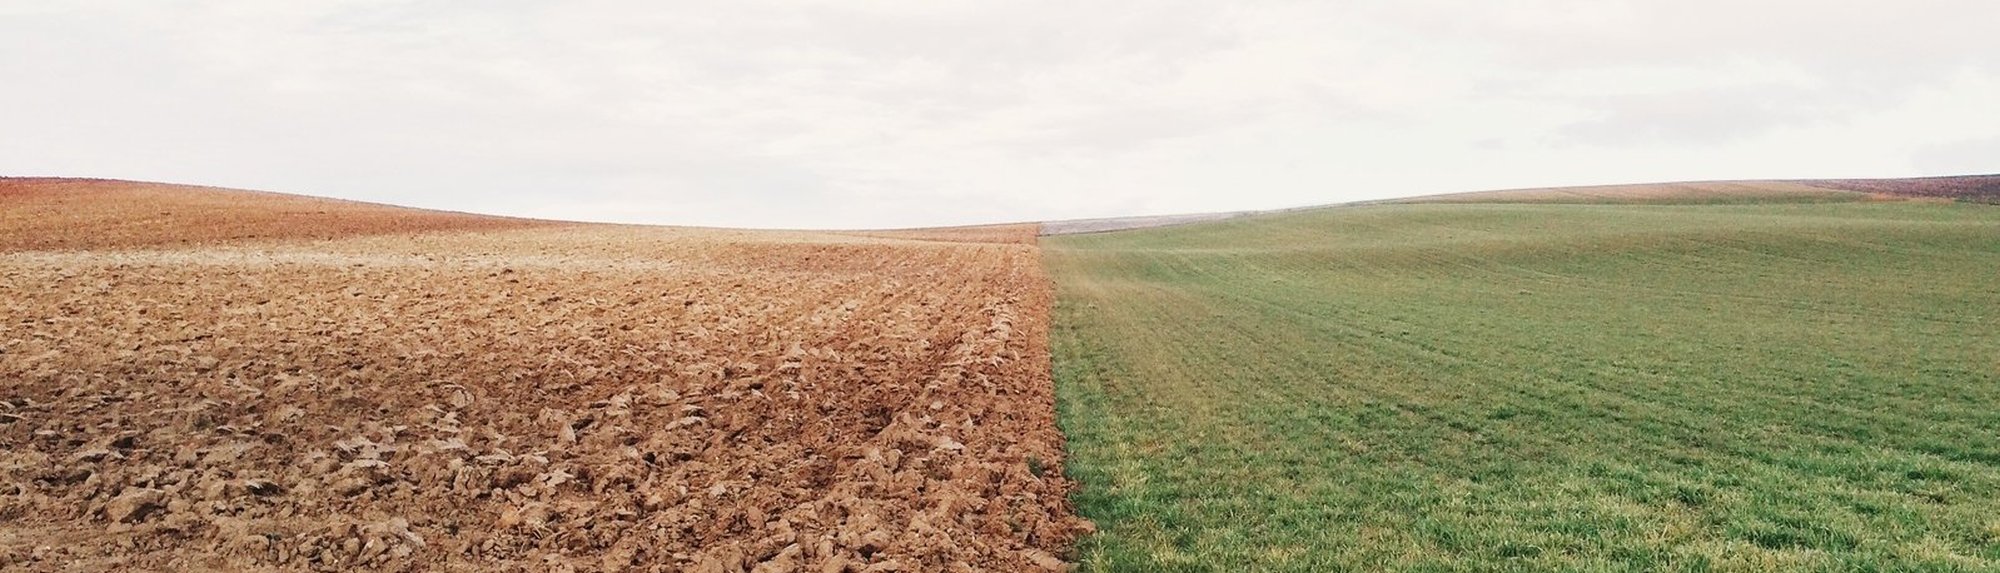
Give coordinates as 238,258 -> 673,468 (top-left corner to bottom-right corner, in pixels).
0,181 -> 1085,571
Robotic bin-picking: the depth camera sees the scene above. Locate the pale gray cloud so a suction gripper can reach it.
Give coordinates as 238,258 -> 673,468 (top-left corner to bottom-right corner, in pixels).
1553,86 -> 1845,146
1915,136 -> 2000,174
2,1 -> 1997,228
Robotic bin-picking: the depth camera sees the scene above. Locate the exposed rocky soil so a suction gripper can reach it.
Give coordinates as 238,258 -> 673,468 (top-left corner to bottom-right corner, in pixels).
0,180 -> 1086,571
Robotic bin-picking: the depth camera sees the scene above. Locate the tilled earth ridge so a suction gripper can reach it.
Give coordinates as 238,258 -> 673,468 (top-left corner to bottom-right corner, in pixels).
1799,175 -> 2000,203
0,212 -> 1086,570
0,178 -> 549,251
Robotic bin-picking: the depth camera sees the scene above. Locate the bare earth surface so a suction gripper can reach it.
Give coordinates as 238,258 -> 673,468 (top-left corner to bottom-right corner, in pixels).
0,178 -> 550,251
0,179 -> 1085,572
844,225 -> 1043,245
1798,174 -> 2000,203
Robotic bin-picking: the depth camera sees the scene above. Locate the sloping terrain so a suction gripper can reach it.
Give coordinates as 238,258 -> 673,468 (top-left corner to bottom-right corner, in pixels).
1039,213 -> 1254,236
0,181 -> 1085,572
1046,201 -> 2000,571
1030,176 -> 1994,235
847,224 -> 1043,245
1798,174 -> 2000,203
1386,180 -> 1866,205
0,178 -> 548,250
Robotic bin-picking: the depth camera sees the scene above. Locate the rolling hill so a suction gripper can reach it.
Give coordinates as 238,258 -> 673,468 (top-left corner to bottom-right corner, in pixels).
1798,175 -> 2000,203
1044,192 -> 2000,571
1383,180 -> 1866,205
0,179 -> 1084,572
5,173 -> 1996,571
0,178 -> 550,251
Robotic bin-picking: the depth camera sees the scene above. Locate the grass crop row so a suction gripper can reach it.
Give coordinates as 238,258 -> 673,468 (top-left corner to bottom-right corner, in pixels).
1047,202 -> 2000,572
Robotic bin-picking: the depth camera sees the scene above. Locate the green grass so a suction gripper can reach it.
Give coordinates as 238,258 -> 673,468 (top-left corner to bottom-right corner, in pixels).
1045,201 -> 2000,572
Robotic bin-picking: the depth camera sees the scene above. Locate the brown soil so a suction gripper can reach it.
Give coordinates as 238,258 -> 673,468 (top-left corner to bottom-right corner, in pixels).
0,178 -> 549,251
842,225 -> 1043,245
0,180 -> 1086,571
1797,175 -> 2000,203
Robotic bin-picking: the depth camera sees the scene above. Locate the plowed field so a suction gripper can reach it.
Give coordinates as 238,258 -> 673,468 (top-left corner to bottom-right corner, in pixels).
0,179 -> 1085,572
0,178 -> 549,251
1800,175 -> 2000,203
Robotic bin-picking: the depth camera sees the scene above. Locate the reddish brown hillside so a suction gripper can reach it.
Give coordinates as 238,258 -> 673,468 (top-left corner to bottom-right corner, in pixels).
0,178 -> 546,251
846,223 -> 1043,245
1797,174 -> 2000,203
0,182 -> 1086,571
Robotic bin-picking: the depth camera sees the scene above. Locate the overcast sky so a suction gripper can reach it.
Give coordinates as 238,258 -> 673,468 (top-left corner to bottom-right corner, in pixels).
3,1 -> 1997,228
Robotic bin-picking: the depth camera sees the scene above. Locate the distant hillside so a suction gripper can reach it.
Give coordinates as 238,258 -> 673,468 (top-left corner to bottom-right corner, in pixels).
1383,175 -> 2000,206
1040,212 -> 1257,236
1383,180 -> 1865,205
1040,181 -> 1877,237
0,178 -> 546,251
849,223 -> 1044,244
1037,175 -> 2000,237
1796,174 -> 2000,203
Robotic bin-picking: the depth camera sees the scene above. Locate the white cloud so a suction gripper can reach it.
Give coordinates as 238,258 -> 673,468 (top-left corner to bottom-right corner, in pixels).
1,0 -> 1996,228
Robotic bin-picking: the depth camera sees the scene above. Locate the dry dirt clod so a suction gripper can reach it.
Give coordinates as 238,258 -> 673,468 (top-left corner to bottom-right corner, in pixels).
1021,548 -> 1070,572
330,477 -> 372,497
862,559 -> 907,572
752,543 -> 805,573
242,478 -> 283,496
67,448 -> 121,463
103,488 -> 167,524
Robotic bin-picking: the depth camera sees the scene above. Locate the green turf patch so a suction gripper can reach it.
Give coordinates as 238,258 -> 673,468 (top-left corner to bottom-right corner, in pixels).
1046,202 -> 2000,572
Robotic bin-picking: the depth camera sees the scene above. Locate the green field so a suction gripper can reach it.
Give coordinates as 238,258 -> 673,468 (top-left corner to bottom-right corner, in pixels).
1045,200 -> 2000,571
